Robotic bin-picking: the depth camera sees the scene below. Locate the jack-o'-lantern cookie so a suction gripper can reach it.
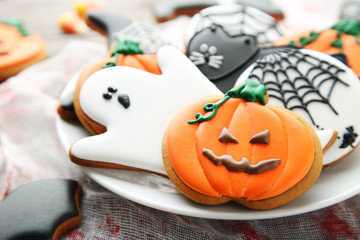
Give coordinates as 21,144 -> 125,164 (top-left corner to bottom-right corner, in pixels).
162,79 -> 331,209
0,17 -> 47,82
274,18 -> 360,76
236,48 -> 360,168
184,4 -> 287,92
69,45 -> 222,176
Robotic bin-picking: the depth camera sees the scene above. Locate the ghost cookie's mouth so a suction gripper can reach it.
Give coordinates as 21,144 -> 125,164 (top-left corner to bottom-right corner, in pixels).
202,148 -> 281,174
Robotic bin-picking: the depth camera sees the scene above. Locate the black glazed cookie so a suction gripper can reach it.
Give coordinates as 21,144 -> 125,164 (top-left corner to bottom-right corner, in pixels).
85,10 -> 132,45
0,179 -> 82,240
186,24 -> 291,92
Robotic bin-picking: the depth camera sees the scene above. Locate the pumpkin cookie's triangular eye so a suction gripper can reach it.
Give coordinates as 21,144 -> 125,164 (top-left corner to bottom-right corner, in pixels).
249,129 -> 270,144
219,127 -> 239,143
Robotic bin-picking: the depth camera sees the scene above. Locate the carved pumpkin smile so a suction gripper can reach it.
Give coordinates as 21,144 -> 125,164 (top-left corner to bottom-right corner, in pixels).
202,127 -> 281,174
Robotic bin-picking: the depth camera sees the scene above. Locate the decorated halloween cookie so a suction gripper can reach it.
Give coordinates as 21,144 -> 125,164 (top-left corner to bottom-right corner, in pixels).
152,0 -> 284,23
69,45 -> 222,176
57,12 -> 166,122
274,18 -> 360,76
184,4 -> 283,48
186,24 -> 291,92
236,48 -> 360,168
184,4 -> 286,92
162,79 -> 327,209
0,179 -> 82,240
57,38 -> 162,124
0,17 -> 47,82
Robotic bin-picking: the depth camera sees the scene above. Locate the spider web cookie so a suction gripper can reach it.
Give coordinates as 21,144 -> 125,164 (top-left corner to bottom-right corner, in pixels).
236,48 -> 360,167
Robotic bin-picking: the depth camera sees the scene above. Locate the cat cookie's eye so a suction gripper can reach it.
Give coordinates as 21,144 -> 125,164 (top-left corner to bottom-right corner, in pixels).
218,127 -> 239,143
249,129 -> 270,144
200,43 -> 208,53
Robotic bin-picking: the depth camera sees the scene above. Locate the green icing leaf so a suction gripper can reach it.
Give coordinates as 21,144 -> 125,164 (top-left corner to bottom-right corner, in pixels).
188,79 -> 267,124
299,31 -> 320,47
331,39 -> 343,49
104,39 -> 144,68
331,18 -> 360,36
111,39 -> 143,56
227,78 -> 267,105
1,17 -> 28,36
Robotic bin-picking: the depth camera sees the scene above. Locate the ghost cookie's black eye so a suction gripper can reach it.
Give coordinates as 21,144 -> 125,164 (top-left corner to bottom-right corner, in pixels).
103,92 -> 112,100
103,86 -> 118,100
108,87 -> 118,93
118,94 -> 130,109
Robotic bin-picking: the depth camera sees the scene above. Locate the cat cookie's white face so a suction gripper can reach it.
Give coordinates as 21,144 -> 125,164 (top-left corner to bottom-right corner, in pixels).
70,46 -> 222,175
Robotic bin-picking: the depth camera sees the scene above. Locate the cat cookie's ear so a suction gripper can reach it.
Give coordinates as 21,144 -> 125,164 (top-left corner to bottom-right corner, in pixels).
316,129 -> 338,153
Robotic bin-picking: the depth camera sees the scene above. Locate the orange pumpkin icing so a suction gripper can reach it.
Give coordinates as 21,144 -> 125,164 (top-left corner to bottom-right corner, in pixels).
275,28 -> 360,76
166,97 -> 315,201
0,23 -> 46,80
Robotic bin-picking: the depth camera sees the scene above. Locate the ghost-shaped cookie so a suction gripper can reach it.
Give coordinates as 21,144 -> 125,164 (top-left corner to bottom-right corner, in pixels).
69,46 -> 222,176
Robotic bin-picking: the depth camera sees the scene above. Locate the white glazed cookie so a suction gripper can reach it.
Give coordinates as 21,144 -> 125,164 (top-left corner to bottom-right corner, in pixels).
236,48 -> 360,168
69,46 -> 222,176
184,4 -> 283,48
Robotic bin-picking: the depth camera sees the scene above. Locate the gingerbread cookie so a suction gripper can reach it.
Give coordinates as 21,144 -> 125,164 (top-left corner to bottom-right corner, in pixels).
236,48 -> 360,168
274,18 -> 360,76
152,0 -> 283,23
69,45 -> 222,176
162,79 -> 330,209
0,179 -> 82,240
0,17 -> 47,82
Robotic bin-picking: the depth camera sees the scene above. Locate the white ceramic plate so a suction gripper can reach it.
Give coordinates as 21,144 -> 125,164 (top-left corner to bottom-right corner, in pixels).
56,116 -> 360,220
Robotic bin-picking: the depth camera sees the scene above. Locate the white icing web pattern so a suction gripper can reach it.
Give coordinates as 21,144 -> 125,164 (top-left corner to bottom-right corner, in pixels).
248,49 -> 349,127
194,4 -> 282,47
114,22 -> 167,54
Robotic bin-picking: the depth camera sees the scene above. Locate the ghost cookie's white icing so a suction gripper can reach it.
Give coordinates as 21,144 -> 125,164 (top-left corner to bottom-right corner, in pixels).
184,4 -> 283,48
70,46 -> 222,175
236,48 -> 360,167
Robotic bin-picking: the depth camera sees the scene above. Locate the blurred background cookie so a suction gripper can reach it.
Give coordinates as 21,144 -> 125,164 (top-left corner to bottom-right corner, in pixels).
0,17 -> 47,82
153,0 -> 284,23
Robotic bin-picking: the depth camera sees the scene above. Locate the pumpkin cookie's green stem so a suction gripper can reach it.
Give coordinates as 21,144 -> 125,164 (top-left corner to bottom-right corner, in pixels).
1,17 -> 28,36
188,79 -> 267,124
104,39 -> 143,68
